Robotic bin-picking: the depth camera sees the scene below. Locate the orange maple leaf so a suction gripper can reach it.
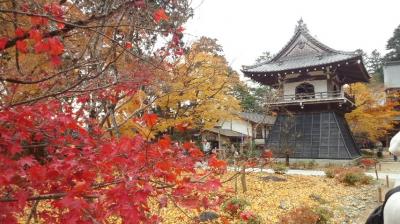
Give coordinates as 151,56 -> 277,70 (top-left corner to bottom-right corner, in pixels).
153,9 -> 169,23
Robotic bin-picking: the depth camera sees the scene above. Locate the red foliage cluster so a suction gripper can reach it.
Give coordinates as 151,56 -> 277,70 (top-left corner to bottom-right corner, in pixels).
240,211 -> 255,221
153,9 -> 169,23
226,203 -> 241,216
0,2 -> 65,66
280,207 -> 319,224
0,1 -> 225,223
0,101 -> 227,223
359,158 -> 377,169
262,150 -> 273,159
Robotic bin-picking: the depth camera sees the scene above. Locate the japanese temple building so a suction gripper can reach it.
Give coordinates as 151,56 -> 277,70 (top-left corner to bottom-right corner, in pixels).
242,20 -> 370,160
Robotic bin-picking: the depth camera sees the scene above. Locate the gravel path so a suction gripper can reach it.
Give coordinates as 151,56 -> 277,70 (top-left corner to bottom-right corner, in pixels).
228,167 -> 400,186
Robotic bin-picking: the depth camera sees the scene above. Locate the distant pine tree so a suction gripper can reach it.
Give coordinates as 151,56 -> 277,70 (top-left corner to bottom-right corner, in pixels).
255,51 -> 272,64
385,24 -> 400,62
368,49 -> 384,83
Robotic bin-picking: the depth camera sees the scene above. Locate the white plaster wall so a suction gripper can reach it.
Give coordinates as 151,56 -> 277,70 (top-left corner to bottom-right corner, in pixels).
254,139 -> 265,145
221,119 -> 252,136
384,63 -> 400,89
283,79 -> 328,96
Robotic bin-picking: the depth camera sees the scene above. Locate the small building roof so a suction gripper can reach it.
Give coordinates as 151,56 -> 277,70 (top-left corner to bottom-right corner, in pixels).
242,19 -> 369,86
239,112 -> 275,125
205,128 -> 248,138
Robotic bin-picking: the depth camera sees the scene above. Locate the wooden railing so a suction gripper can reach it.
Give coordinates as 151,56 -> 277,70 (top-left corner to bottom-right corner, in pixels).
269,91 -> 355,105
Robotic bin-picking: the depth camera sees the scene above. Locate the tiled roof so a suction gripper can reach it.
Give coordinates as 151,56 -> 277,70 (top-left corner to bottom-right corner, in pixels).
244,53 -> 360,73
205,128 -> 248,137
242,20 -> 364,75
239,112 -> 275,124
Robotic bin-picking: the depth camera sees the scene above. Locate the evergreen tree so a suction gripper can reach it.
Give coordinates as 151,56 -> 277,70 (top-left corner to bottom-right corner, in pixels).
368,50 -> 383,73
232,84 -> 261,112
255,51 -> 272,64
385,24 -> 400,62
368,49 -> 384,83
356,49 -> 370,69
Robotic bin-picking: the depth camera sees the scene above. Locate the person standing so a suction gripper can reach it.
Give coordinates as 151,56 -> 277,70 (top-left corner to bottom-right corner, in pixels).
202,139 -> 211,156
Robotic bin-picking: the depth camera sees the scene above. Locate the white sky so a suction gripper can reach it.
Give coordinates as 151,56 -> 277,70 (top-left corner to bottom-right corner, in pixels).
184,0 -> 400,73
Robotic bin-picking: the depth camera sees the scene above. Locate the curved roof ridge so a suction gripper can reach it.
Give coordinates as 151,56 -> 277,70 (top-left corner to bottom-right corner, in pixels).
269,20 -> 357,62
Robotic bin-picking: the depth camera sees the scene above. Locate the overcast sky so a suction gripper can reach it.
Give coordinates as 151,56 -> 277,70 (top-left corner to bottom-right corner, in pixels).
184,0 -> 400,73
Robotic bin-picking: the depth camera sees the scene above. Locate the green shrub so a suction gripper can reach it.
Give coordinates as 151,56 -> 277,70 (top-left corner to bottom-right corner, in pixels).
314,206 -> 333,224
343,172 -> 361,185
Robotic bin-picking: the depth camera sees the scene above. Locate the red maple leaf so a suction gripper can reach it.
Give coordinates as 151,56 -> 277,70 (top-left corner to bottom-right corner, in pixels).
15,191 -> 29,207
16,40 -> 28,53
182,141 -> 193,150
15,28 -> 25,38
204,179 -> 222,191
0,37 -> 8,50
44,3 -> 63,17
208,155 -> 227,169
29,29 -> 42,42
31,16 -> 48,26
57,22 -> 65,29
125,41 -> 133,49
262,150 -> 273,159
189,148 -> 204,158
51,56 -> 62,66
158,135 -> 171,149
9,144 -> 22,155
17,156 -> 36,166
143,113 -> 157,127
240,211 -> 255,221
156,160 -> 172,171
34,40 -> 50,53
48,37 -> 64,56
28,165 -> 47,182
153,9 -> 169,23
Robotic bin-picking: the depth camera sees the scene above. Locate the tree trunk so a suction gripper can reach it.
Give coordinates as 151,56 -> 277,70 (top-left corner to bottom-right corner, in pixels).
285,151 -> 290,166
241,166 -> 247,193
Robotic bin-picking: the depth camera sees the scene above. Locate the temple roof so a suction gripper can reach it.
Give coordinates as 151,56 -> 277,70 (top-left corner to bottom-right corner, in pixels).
242,19 -> 369,85
239,112 -> 275,125
244,53 -> 359,73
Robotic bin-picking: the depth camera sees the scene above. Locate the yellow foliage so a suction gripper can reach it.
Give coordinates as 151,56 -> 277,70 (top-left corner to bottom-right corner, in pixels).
156,172 -> 360,224
114,90 -> 155,139
118,37 -> 241,137
346,83 -> 400,142
153,38 -> 241,132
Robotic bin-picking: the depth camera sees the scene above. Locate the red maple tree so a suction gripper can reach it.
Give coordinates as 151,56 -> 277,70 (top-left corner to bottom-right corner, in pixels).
0,1 -> 226,223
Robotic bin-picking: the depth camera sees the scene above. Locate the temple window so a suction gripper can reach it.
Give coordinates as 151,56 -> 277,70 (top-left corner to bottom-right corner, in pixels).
295,82 -> 315,99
